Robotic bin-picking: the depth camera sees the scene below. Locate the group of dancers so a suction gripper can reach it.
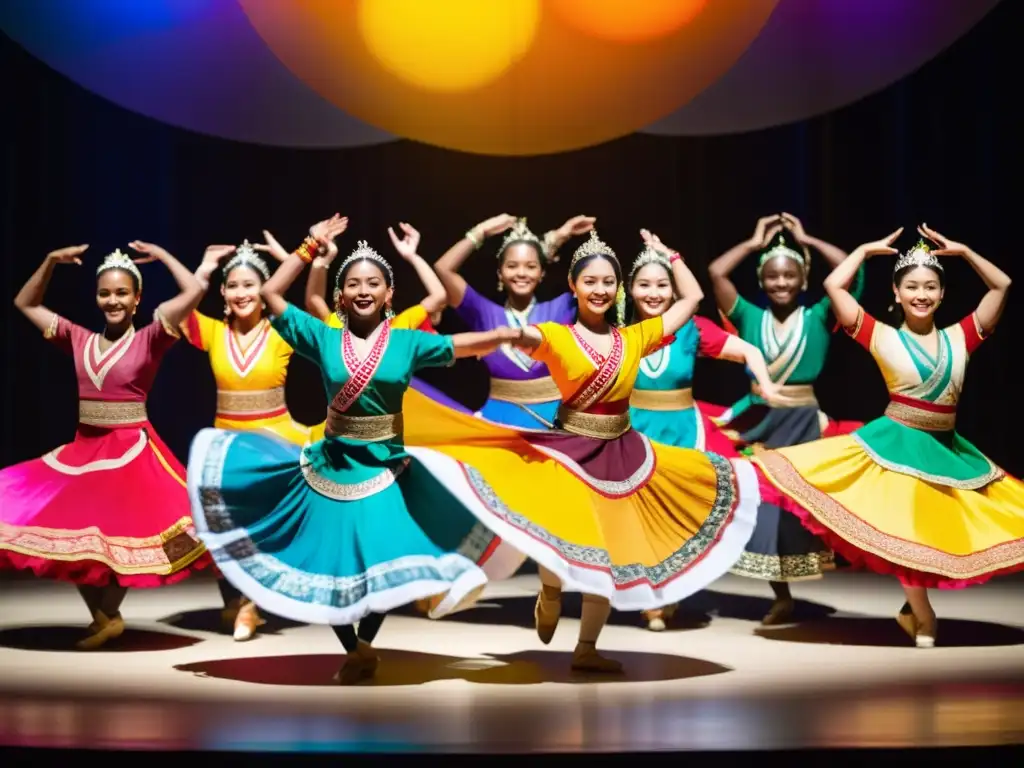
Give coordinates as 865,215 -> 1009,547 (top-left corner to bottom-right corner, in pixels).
2,209 -> 1022,683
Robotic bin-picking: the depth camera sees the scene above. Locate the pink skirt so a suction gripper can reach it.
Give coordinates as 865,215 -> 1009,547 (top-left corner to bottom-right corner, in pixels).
0,423 -> 211,587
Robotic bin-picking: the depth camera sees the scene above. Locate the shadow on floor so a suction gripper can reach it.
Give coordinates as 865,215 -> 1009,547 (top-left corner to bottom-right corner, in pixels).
755,616 -> 1024,648
157,608 -> 305,637
0,625 -> 203,653
175,647 -> 730,687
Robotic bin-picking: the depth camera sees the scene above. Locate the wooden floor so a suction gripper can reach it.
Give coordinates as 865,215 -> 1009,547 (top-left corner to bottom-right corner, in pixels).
1,571 -> 1022,755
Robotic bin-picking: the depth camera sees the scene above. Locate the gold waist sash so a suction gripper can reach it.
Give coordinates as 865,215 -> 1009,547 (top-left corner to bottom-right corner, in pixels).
629,387 -> 695,412
557,406 -> 630,440
79,400 -> 148,427
489,376 -> 561,405
326,412 -> 404,442
216,387 -> 286,416
752,382 -> 818,407
884,397 -> 956,432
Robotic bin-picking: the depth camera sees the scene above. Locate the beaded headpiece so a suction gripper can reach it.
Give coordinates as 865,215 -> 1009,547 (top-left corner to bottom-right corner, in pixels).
569,230 -> 618,271
334,240 -> 395,293
894,239 -> 942,274
498,218 -> 556,264
96,248 -> 143,290
222,240 -> 270,282
628,245 -> 672,283
757,234 -> 808,275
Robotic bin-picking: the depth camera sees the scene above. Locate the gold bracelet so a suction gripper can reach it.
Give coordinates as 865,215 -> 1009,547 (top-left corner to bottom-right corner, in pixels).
465,229 -> 482,250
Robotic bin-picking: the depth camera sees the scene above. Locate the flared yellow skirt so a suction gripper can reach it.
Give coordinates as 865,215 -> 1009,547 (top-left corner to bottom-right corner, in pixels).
754,435 -> 1024,587
215,412 -> 310,447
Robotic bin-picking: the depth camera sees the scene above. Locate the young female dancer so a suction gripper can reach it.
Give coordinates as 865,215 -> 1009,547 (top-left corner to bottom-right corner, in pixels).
708,213 -> 863,624
2,242 -> 210,649
401,230 -> 764,673
180,214 -> 346,641
433,214 -> 594,427
626,236 -> 788,630
754,224 -> 1024,648
186,225 -> 525,684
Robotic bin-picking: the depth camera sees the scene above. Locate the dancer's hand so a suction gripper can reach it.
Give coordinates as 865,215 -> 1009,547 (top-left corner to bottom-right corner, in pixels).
760,382 -> 800,408
46,245 -> 88,266
780,213 -> 808,244
476,214 -> 518,239
310,214 -> 348,250
749,215 -> 784,249
127,240 -> 172,265
640,228 -> 678,258
858,228 -> 903,259
918,223 -> 967,256
253,230 -> 291,263
388,222 -> 421,261
556,214 -> 596,242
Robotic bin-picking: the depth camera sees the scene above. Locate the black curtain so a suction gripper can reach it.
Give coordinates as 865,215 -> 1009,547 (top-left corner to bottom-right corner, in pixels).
2,2 -> 1020,473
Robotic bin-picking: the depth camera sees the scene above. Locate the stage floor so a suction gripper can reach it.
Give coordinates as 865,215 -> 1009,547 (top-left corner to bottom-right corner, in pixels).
0,571 -> 1022,753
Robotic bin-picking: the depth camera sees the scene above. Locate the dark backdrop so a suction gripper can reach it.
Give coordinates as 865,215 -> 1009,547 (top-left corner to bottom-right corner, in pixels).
2,3 -> 1020,473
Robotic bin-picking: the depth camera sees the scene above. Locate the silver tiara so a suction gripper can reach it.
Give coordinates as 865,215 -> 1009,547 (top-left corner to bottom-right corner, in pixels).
894,240 -> 942,274
628,245 -> 671,283
96,249 -> 143,289
569,230 -> 618,270
222,240 -> 270,281
334,240 -> 395,291
498,218 -> 553,262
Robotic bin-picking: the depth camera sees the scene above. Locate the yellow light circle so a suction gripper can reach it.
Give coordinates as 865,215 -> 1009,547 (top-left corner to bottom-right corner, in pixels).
552,0 -> 708,43
357,0 -> 540,93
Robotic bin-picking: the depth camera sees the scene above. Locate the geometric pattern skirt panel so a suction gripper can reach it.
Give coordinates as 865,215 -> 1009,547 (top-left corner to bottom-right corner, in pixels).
0,424 -> 211,587
186,428 -> 522,625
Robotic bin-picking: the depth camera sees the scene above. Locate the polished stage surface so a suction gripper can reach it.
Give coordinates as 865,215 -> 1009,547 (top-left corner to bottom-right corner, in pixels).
0,571 -> 1022,755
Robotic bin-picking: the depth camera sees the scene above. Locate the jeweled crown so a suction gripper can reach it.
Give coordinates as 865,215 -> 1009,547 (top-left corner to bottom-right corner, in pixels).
223,239 -> 270,281
758,234 -> 806,271
628,245 -> 671,283
96,248 -> 143,289
498,217 -> 551,262
570,230 -> 618,270
894,240 -> 942,274
335,240 -> 395,290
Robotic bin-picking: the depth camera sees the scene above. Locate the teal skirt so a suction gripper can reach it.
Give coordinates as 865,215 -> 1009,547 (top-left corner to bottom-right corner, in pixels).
186,428 -> 509,625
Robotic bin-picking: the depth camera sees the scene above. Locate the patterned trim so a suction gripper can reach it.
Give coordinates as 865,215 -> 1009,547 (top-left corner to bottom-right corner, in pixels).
336,321 -> 390,412
752,383 -> 818,408
755,450 -> 1024,579
299,451 -> 408,502
325,412 -> 404,442
883,398 -> 956,432
630,387 -> 695,411
216,387 -> 286,416
78,400 -> 148,427
852,433 -> 1004,490
41,429 -> 148,475
565,328 -> 623,412
556,407 -> 631,439
85,326 -> 136,391
846,308 -> 865,340
457,453 -> 739,588
225,319 -> 270,379
44,313 -> 60,339
153,308 -> 181,339
489,376 -> 561,404
0,517 -> 205,574
730,550 -> 835,582
528,432 -> 656,498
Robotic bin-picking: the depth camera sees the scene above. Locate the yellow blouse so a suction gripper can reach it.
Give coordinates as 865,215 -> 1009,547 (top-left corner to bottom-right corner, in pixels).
323,304 -> 430,331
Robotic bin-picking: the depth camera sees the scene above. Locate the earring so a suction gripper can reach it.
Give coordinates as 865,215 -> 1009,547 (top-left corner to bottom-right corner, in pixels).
497,279 -> 504,292
224,303 -> 230,317
385,304 -> 395,320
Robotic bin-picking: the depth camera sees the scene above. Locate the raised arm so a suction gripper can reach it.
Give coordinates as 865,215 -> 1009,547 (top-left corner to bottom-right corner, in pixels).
387,222 -> 447,321
709,215 -> 783,313
641,230 -> 704,337
824,228 -> 903,330
303,225 -> 345,321
261,215 -> 347,318
127,241 -> 204,328
781,213 -> 848,270
433,214 -> 517,307
14,245 -> 88,333
450,326 -> 525,359
716,335 -> 796,406
920,224 -> 1010,334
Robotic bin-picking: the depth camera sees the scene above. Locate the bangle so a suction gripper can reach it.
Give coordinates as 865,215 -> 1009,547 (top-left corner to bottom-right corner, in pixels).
295,236 -> 319,264
465,229 -> 482,250
311,257 -> 329,270
668,251 -> 682,263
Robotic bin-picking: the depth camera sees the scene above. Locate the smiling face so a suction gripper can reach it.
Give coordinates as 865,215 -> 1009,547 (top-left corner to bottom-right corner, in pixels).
95,269 -> 140,326
221,265 -> 263,321
760,255 -> 804,308
894,265 -> 944,324
630,263 -> 673,319
339,259 -> 392,321
498,242 -> 544,300
571,255 -> 619,322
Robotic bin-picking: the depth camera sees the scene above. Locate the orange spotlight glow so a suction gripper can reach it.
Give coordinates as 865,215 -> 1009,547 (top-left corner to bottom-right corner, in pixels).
357,0 -> 539,92
552,0 -> 709,43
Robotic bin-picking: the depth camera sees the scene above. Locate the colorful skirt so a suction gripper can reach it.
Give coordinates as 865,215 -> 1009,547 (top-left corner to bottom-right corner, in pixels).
186,428 -> 524,625
215,411 -> 310,446
630,399 -> 740,459
402,397 -> 763,611
754,416 -> 1024,588
0,423 -> 211,587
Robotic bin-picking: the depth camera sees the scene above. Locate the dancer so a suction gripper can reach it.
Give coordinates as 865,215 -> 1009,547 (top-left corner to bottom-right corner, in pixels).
186,225 -> 526,684
708,213 -> 862,624
180,215 -> 346,641
2,242 -> 210,649
433,214 -> 594,427
626,237 -> 789,631
402,230 -> 763,672
754,224 -> 1023,648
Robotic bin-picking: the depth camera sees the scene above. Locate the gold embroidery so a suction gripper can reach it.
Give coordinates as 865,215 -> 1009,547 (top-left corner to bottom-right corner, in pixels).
752,383 -> 818,407
79,400 -> 148,426
884,400 -> 956,432
489,376 -> 561,404
44,313 -> 60,339
846,308 -> 865,339
300,456 -> 409,500
730,550 -> 835,582
557,406 -> 630,439
216,387 -> 286,416
153,309 -> 181,339
325,412 -> 404,442
629,387 -> 695,411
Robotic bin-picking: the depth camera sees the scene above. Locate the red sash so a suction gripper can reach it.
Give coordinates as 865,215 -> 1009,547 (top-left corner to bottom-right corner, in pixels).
564,327 -> 624,413
332,321 -> 391,413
